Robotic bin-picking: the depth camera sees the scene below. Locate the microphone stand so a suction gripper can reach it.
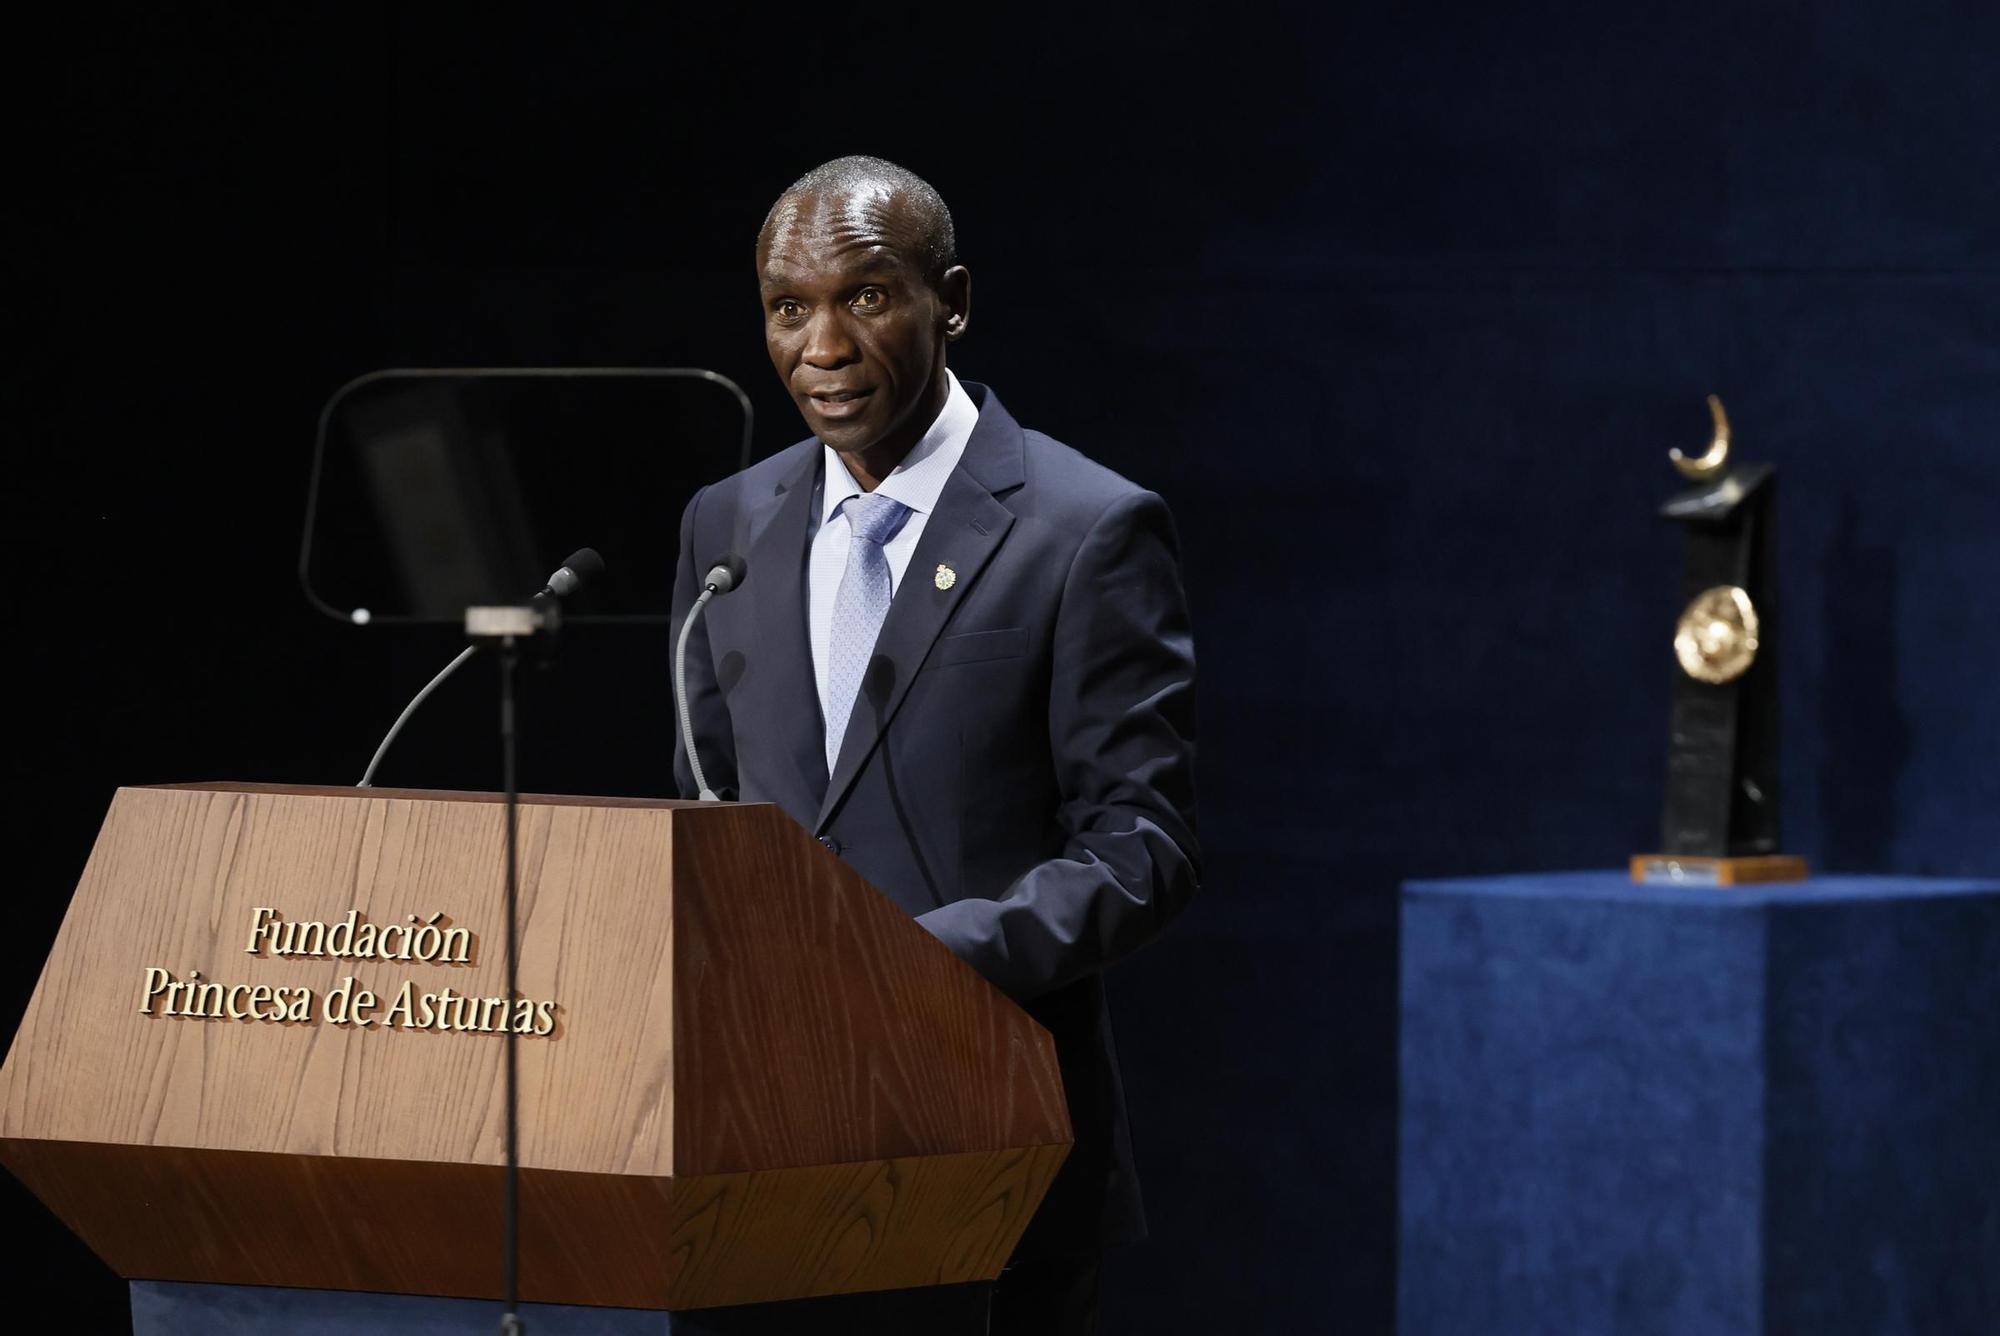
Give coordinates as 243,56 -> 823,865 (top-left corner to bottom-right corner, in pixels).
463,601 -> 559,1336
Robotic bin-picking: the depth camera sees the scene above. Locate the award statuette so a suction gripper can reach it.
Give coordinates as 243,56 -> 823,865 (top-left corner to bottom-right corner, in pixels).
1633,396 -> 1808,887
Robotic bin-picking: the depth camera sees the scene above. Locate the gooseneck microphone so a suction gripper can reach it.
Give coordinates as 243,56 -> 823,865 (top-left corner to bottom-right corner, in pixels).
674,553 -> 747,801
355,548 -> 606,787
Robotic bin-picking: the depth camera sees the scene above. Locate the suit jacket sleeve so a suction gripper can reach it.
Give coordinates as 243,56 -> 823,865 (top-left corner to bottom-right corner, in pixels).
669,484 -> 739,801
916,489 -> 1200,999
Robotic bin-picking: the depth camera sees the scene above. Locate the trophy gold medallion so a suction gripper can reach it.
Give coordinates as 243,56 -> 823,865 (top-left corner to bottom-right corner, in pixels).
1674,585 -> 1759,685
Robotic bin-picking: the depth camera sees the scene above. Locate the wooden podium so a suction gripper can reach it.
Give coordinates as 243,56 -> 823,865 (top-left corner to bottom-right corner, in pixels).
0,783 -> 1070,1317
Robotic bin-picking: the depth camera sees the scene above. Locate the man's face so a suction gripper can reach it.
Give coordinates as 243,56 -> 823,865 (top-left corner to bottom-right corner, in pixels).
757,186 -> 967,461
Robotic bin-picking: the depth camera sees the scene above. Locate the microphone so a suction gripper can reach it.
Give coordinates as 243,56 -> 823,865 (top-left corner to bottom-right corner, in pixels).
701,553 -> 747,595
537,547 -> 605,599
356,548 -> 607,787
675,553 -> 748,801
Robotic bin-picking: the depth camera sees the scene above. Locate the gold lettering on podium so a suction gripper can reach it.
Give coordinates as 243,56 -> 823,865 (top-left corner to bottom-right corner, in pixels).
242,909 -> 473,964
147,907 -> 560,1036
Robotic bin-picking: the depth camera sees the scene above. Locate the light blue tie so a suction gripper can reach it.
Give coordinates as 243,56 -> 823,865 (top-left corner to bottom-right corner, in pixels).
825,491 -> 909,773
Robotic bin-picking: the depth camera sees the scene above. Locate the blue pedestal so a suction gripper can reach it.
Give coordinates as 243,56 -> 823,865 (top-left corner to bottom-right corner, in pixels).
1398,872 -> 2000,1336
130,1280 -> 992,1334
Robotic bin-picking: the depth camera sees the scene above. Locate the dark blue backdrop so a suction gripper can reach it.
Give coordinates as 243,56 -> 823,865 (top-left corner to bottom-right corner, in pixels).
5,4 -> 1996,1331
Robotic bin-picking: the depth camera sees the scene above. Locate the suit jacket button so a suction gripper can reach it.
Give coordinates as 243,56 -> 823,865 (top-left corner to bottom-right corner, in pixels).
819,836 -> 842,855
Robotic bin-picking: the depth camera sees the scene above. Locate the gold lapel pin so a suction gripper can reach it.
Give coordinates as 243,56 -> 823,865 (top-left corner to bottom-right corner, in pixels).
934,562 -> 957,592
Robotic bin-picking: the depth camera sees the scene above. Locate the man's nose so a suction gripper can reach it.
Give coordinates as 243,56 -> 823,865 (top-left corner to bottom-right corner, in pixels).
801,309 -> 858,368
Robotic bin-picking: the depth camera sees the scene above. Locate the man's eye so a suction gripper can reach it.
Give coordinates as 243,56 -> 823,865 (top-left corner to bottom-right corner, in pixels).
852,288 -> 886,311
773,300 -> 803,322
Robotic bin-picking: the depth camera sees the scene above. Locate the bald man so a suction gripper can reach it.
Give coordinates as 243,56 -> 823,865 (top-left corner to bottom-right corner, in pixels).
672,155 -> 1200,1335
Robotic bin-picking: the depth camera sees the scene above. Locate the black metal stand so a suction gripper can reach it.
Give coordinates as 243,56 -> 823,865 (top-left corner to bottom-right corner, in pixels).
463,603 -> 558,1336
499,634 -> 523,1336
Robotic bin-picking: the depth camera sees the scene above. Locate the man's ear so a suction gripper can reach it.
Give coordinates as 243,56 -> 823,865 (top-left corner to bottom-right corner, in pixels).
939,264 -> 972,342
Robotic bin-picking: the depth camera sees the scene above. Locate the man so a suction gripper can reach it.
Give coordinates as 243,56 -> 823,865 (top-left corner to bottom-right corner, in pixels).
671,156 -> 1199,1334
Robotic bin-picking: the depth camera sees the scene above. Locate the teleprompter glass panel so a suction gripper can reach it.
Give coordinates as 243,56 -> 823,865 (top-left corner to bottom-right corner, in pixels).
300,369 -> 751,625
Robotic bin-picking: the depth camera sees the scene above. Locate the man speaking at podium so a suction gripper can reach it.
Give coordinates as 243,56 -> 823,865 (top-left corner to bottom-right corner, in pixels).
670,156 -> 1200,1333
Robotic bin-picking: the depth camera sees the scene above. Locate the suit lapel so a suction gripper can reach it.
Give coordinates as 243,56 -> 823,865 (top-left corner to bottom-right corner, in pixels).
743,446 -> 830,813
815,385 -> 1025,833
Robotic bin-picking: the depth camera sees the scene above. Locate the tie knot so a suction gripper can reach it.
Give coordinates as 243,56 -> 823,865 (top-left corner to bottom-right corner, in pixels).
844,491 -> 909,547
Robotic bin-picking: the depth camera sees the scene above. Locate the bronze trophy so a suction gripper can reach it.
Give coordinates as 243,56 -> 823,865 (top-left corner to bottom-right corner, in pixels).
1632,397 -> 1808,886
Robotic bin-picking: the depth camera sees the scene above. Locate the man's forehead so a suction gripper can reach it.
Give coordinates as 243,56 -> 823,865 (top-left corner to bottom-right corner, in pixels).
760,242 -> 909,286
758,186 -> 926,278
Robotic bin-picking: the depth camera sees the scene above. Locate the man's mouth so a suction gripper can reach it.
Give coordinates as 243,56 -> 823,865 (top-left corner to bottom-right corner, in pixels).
807,388 -> 874,421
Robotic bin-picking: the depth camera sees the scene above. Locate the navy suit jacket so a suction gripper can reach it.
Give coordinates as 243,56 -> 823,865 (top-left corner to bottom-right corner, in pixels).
669,382 -> 1199,1256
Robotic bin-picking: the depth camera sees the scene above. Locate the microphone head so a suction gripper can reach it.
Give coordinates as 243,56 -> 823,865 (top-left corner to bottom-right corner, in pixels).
545,547 -> 606,598
703,552 -> 748,595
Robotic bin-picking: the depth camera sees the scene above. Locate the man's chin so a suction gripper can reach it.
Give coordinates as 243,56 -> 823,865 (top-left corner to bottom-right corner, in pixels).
803,412 -> 881,453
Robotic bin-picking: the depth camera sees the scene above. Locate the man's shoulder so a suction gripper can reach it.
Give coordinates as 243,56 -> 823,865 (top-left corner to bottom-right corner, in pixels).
1014,424 -> 1163,531
692,438 -> 817,518
950,380 -> 1152,521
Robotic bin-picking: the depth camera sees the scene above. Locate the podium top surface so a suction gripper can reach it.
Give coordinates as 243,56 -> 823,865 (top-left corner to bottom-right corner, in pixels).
1403,870 -> 2000,908
146,781 -> 722,810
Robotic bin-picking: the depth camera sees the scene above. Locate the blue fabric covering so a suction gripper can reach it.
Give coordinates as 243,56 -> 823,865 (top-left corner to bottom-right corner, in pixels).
1398,872 -> 2000,1335
130,1283 -> 669,1335
130,1280 -> 992,1335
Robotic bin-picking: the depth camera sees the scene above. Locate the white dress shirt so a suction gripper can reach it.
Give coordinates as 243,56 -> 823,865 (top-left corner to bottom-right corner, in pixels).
809,370 -> 979,755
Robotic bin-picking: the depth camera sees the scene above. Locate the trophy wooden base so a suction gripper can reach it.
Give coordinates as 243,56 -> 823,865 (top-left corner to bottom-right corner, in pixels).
1630,854 -> 1809,887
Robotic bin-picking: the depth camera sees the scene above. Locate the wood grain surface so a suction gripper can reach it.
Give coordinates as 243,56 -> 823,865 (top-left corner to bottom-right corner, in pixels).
0,784 -> 1070,1308
0,1139 -> 1067,1309
671,802 -> 1072,1177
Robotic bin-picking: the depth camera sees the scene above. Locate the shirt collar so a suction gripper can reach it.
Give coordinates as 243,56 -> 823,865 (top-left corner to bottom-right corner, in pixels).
818,370 -> 978,530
